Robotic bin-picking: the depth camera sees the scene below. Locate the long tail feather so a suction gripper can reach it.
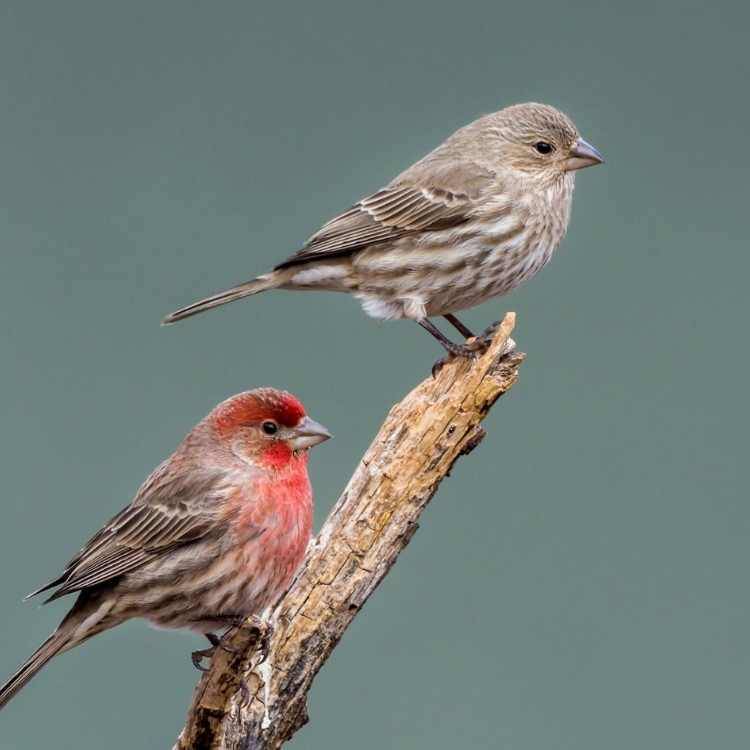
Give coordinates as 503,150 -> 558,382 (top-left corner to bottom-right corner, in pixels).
0,631 -> 70,711
162,273 -> 282,325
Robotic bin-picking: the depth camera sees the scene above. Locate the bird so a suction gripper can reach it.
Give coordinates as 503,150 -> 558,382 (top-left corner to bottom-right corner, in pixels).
0,388 -> 331,711
163,102 -> 603,361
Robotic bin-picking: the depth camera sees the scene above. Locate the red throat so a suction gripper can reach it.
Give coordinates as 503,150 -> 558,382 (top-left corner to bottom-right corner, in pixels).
232,449 -> 312,533
260,441 -> 301,470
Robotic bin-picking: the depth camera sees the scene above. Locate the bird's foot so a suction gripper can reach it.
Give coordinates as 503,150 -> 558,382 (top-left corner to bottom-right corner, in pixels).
431,342 -> 481,377
477,319 -> 503,344
191,631 -> 240,671
473,321 -> 516,358
215,615 -> 271,662
431,321 -> 515,376
191,644 -> 217,672
246,615 -> 272,664
460,320 -> 504,351
190,615 -> 259,672
431,357 -> 451,377
206,630 -> 240,656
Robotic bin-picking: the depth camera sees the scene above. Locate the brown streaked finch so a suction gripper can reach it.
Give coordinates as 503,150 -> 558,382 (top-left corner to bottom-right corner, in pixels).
163,102 -> 603,363
0,388 -> 331,711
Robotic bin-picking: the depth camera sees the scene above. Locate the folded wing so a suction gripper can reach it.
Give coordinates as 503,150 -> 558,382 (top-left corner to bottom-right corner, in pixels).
27,468 -> 227,602
275,160 -> 495,269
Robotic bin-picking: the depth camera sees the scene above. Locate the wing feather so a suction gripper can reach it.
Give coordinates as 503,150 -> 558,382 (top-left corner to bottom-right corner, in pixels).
275,160 -> 495,270
27,466 -> 228,603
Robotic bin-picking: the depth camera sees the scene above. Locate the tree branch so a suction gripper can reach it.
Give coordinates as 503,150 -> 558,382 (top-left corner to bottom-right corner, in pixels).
174,312 -> 524,750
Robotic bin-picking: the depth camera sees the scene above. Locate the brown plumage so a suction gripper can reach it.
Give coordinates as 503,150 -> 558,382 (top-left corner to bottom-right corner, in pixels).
163,103 -> 603,358
0,388 -> 331,712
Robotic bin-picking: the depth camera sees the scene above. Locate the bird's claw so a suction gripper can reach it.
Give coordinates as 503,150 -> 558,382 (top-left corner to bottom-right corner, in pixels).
463,320 -> 504,352
246,615 -> 272,664
204,631 -> 232,653
431,347 -> 480,377
430,320 -> 511,376
478,320 -> 503,343
190,618 -> 251,671
191,646 -> 216,672
216,639 -> 239,656
431,358 -> 448,377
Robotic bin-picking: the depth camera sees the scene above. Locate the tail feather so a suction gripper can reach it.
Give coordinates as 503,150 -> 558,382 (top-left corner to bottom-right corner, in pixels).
0,631 -> 70,711
162,272 -> 282,325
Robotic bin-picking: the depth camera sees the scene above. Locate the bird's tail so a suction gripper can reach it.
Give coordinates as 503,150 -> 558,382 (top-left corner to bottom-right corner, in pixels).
0,630 -> 71,711
162,271 -> 287,325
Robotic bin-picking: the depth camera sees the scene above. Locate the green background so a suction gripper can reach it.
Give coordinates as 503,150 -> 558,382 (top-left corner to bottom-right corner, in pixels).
1,1 -> 747,748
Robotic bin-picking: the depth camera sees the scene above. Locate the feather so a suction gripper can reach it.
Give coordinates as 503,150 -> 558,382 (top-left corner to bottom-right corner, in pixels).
27,472 -> 225,602
275,160 -> 496,269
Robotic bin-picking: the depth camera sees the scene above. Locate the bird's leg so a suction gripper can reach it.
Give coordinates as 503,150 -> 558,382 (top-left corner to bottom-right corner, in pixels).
210,629 -> 241,656
189,616 -> 247,671
190,630 -> 240,671
445,313 -> 507,352
191,638 -> 218,672
216,614 -> 255,655
445,313 -> 513,359
474,321 -> 516,359
243,615 -> 272,664
221,614 -> 272,665
443,314 -> 476,340
418,319 -> 483,376
203,614 -> 272,663
477,320 -> 504,343
418,319 -> 476,357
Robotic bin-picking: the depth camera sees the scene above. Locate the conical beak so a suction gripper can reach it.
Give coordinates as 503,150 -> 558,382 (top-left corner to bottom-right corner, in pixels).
564,137 -> 604,171
287,416 -> 332,451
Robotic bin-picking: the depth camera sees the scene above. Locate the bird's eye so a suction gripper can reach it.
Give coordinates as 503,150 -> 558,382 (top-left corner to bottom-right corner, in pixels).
261,421 -> 278,436
534,141 -> 554,155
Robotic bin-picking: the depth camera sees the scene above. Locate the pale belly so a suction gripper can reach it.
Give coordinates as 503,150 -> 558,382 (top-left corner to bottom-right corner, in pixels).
286,172 -> 573,321
352,232 -> 557,320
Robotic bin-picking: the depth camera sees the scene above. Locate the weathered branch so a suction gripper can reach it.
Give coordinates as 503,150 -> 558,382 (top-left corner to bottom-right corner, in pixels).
175,312 -> 524,750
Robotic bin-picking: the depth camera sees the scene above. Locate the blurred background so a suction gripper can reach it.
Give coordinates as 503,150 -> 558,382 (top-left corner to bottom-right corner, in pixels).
0,1 -> 747,748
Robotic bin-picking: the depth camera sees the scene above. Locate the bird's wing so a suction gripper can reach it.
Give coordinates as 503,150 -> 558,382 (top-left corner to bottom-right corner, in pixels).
27,469 -> 228,603
275,160 -> 495,269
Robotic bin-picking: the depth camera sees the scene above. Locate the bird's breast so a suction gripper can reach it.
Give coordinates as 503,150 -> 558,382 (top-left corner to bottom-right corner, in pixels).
241,465 -> 312,579
350,179 -> 574,318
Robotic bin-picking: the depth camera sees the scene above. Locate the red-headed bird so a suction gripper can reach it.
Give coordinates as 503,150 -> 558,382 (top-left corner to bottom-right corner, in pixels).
163,103 -> 603,359
0,388 -> 331,711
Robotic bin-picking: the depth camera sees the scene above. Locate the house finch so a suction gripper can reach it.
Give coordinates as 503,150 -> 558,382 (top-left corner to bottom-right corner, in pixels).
0,388 -> 331,711
163,102 -> 603,359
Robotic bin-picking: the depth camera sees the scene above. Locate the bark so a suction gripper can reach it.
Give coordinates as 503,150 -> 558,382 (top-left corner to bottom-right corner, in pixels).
175,312 -> 524,750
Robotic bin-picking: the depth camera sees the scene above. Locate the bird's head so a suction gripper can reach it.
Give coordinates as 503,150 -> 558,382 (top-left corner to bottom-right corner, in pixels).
207,388 -> 332,470
464,103 -> 603,187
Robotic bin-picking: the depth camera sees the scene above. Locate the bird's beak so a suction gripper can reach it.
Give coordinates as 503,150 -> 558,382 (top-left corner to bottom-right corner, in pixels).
287,416 -> 332,451
564,137 -> 604,171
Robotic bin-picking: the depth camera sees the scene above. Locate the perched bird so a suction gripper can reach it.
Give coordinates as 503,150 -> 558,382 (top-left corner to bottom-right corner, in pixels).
163,102 -> 603,359
0,388 -> 331,711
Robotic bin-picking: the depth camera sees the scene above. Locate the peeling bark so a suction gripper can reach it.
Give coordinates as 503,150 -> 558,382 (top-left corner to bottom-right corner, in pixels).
175,312 -> 524,750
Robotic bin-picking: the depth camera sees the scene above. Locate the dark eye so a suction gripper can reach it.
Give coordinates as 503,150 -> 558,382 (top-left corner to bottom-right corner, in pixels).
261,420 -> 278,436
534,141 -> 554,155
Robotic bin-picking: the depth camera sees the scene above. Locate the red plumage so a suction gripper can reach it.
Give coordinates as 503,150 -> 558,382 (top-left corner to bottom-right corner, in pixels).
213,388 -> 307,435
0,388 -> 331,712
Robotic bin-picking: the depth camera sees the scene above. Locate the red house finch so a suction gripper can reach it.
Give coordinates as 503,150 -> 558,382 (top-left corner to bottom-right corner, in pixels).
0,388 -> 331,711
163,102 -> 603,359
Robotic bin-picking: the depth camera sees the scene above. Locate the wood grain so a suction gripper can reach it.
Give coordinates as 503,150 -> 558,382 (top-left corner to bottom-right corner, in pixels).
175,312 -> 524,749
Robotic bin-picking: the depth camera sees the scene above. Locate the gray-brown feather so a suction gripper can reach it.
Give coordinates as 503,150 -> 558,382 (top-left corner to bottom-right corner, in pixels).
165,102 -> 584,324
27,459 -> 233,603
274,161 -> 491,270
